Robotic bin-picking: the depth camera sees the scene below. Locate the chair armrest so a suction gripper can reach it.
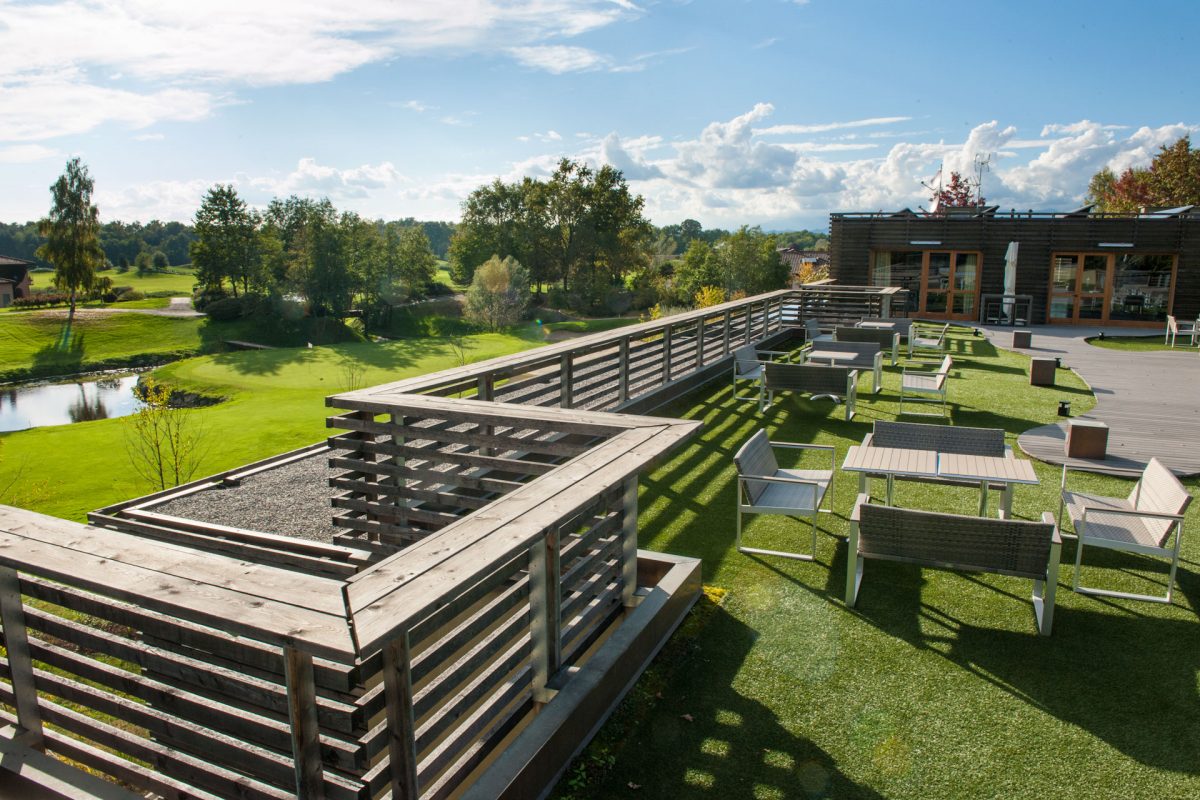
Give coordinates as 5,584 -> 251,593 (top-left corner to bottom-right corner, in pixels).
770,441 -> 836,452
1081,507 -> 1184,522
849,492 -> 871,522
860,433 -> 874,448
1041,511 -> 1063,544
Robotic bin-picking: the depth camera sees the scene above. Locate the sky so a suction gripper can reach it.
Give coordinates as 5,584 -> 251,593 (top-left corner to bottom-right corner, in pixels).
1,0 -> 1198,231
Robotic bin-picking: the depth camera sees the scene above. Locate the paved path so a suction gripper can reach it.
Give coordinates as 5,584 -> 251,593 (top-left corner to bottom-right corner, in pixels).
982,325 -> 1200,476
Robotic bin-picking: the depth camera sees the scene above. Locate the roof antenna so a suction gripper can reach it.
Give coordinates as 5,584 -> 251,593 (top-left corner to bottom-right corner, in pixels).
920,162 -> 944,214
972,153 -> 992,204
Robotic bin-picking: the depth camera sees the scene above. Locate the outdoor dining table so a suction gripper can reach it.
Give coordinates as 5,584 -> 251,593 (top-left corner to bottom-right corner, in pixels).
856,320 -> 898,330
841,445 -> 1040,516
805,349 -> 860,365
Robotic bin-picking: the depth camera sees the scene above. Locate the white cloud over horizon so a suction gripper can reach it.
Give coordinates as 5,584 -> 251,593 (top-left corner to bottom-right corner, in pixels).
72,108 -> 1198,230
0,0 -> 639,143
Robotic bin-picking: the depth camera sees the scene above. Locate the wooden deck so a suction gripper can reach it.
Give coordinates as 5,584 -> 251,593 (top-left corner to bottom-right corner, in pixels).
986,326 -> 1200,476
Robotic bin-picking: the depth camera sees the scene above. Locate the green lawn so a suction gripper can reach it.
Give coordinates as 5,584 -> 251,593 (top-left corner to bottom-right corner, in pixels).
92,267 -> 197,296
560,329 -> 1200,800
0,311 -> 207,381
1086,334 -> 1190,352
0,331 -> 542,521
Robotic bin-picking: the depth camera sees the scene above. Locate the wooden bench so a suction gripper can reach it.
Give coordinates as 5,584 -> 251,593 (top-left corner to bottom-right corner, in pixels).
835,326 -> 901,366
846,495 -> 1062,635
800,340 -> 883,393
761,362 -> 859,420
900,354 -> 952,416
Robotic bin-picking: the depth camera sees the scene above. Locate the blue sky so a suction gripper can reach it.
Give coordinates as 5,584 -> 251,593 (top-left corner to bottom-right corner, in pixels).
1,0 -> 1197,230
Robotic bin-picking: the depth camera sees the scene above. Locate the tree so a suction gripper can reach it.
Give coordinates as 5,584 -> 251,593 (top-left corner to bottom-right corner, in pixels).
395,224 -> 438,292
673,240 -> 723,300
125,378 -> 207,490
717,227 -> 789,296
465,255 -> 529,331
934,171 -> 977,209
1087,136 -> 1200,212
37,158 -> 105,322
190,185 -> 263,296
151,250 -> 169,270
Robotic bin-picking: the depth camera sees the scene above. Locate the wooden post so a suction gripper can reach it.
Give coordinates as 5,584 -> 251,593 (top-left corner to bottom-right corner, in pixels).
622,477 -> 639,607
618,337 -> 630,404
387,412 -> 405,543
478,374 -> 494,456
696,317 -> 706,367
382,633 -> 420,800
744,305 -> 752,344
0,567 -> 43,750
560,353 -> 573,409
722,310 -> 731,355
661,325 -> 673,386
283,646 -> 325,800
529,530 -> 561,704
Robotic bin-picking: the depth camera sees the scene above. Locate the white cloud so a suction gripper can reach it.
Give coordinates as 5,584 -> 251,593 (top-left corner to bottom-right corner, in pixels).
0,1 -> 638,142
0,144 -> 60,164
599,133 -> 664,180
251,158 -> 405,200
507,45 -> 610,74
755,116 -> 912,136
95,178 -> 214,222
400,100 -> 434,113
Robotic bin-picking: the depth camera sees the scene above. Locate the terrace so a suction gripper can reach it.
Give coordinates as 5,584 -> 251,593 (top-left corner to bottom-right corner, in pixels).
1,285 -> 1198,799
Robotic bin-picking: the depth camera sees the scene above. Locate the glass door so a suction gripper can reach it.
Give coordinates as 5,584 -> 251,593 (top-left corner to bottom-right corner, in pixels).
922,251 -> 979,320
1051,252 -> 1176,325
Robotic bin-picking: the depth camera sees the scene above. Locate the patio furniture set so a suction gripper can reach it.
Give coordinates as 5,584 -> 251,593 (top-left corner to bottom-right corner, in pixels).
739,317 -> 952,419
734,383 -> 1191,636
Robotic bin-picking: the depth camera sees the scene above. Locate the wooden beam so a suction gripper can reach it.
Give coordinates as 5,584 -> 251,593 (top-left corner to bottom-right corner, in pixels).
0,568 -> 42,750
283,647 -> 325,800
382,633 -> 419,800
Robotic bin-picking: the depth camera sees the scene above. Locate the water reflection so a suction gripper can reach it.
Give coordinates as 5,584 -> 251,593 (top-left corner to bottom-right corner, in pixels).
0,374 -> 144,432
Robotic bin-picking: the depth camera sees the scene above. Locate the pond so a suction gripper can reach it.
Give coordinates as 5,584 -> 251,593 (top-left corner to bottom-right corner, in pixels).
0,374 -> 144,432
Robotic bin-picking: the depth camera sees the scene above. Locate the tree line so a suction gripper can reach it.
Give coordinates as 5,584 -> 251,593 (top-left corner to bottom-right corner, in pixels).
1087,135 -> 1200,213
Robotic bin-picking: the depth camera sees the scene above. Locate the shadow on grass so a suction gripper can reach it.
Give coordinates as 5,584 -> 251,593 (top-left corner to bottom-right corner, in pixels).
30,322 -> 85,375
572,597 -> 889,799
848,557 -> 1200,774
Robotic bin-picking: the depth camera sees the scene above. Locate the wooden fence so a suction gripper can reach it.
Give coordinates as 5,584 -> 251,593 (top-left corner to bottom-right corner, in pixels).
0,286 -> 889,799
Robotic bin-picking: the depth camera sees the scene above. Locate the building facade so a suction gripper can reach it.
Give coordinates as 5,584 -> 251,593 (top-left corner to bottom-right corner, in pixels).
828,207 -> 1200,326
0,255 -> 34,308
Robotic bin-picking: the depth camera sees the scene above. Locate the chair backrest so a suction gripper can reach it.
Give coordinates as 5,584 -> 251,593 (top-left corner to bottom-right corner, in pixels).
1129,457 -> 1193,545
871,420 -> 1004,456
1166,314 -> 1178,334
859,504 -> 1053,579
936,355 -> 953,375
805,318 -> 823,340
734,430 -> 779,504
732,345 -> 760,377
764,362 -> 851,396
835,327 -> 893,348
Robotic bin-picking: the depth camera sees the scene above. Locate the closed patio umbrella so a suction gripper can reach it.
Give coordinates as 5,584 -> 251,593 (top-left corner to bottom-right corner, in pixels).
1003,241 -> 1019,322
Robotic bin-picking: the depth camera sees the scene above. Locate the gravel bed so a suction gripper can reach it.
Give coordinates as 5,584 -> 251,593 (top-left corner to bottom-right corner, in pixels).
153,451 -> 341,543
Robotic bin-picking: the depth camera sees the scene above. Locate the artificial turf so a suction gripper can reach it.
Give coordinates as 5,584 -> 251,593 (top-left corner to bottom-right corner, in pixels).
557,328 -> 1200,800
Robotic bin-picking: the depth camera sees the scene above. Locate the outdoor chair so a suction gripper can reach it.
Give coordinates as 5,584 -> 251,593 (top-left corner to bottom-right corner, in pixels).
1059,457 -> 1192,603
907,322 -> 950,358
799,340 -> 883,393
761,362 -> 859,420
734,429 -> 834,561
1164,314 -> 1199,348
899,354 -> 952,417
731,344 -> 794,402
835,326 -> 901,366
805,318 -> 833,344
846,495 -> 1062,635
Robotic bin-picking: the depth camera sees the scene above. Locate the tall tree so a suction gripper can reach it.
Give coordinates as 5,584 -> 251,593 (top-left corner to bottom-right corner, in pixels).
718,226 -> 789,296
190,185 -> 262,296
37,158 -> 105,322
465,255 -> 529,331
1087,136 -> 1200,212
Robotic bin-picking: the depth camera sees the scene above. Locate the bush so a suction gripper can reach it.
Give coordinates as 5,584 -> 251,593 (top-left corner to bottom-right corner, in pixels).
116,289 -> 146,302
205,296 -> 244,321
192,285 -> 228,311
13,291 -> 70,309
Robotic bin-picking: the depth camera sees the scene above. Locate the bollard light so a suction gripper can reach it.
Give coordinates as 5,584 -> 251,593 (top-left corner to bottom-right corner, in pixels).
1058,400 -> 1071,417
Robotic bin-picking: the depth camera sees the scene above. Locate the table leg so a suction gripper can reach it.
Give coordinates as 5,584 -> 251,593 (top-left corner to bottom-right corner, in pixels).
978,480 -> 988,517
1002,484 -> 1014,516
886,475 -> 895,506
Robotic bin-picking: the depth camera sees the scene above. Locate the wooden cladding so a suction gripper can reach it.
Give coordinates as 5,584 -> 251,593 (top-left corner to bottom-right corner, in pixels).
830,214 -> 1200,325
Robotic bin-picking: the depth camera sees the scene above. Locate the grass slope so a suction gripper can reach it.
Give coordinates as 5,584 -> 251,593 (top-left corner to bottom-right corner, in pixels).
559,329 -> 1200,800
0,332 -> 541,520
0,311 -> 206,381
1086,333 -> 1188,351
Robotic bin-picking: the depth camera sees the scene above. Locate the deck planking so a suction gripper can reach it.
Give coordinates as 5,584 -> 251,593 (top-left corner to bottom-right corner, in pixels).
986,326 -> 1200,476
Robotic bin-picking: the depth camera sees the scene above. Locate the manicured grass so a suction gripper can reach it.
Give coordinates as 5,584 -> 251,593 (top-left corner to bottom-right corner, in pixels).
1086,334 -> 1191,352
92,267 -> 197,296
560,329 -> 1200,800
0,332 -> 543,521
0,310 -> 207,381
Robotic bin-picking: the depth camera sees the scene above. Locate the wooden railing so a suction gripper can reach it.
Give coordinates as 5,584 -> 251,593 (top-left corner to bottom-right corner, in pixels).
0,286 -> 886,799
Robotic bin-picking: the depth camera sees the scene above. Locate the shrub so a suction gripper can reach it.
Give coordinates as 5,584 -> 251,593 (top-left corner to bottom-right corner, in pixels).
204,296 -> 244,321
116,289 -> 146,302
192,285 -> 228,311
